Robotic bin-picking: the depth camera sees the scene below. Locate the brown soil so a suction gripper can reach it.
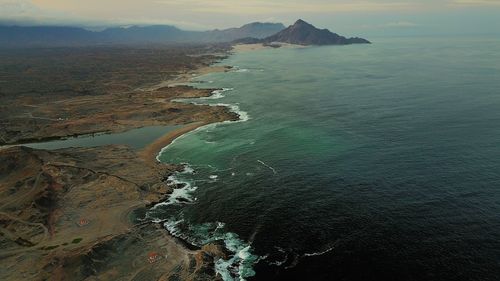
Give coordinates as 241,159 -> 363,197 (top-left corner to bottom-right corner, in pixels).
0,145 -> 226,281
0,45 -> 236,280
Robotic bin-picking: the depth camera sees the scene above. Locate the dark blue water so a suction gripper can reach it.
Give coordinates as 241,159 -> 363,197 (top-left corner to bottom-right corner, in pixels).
153,37 -> 500,280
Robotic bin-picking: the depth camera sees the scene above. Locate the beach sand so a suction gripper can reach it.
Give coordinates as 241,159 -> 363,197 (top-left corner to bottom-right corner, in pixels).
139,121 -> 207,163
233,43 -> 307,52
233,43 -> 269,52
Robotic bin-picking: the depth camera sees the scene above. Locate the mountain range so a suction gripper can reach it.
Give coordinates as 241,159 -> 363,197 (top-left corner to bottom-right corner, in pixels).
0,22 -> 285,47
0,20 -> 369,47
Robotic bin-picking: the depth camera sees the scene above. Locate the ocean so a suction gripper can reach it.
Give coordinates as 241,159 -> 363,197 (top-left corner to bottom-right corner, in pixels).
149,37 -> 500,280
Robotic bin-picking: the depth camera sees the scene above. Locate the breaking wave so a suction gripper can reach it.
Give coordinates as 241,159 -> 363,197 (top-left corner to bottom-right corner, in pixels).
164,216 -> 259,280
150,69 -> 259,280
152,165 -> 197,207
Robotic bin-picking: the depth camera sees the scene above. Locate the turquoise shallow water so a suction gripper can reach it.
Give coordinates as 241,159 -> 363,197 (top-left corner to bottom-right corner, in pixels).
153,37 -> 500,280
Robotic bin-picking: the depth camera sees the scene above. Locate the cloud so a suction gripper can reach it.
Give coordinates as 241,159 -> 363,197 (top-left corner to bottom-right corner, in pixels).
450,0 -> 500,6
0,0 -> 208,29
2,0 -> 500,31
382,21 -> 420,28
154,0 -> 425,14
0,0 -> 71,25
0,0 -> 41,17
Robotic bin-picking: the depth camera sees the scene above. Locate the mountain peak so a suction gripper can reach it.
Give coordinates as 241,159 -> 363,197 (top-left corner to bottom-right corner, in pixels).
293,19 -> 309,26
262,20 -> 370,46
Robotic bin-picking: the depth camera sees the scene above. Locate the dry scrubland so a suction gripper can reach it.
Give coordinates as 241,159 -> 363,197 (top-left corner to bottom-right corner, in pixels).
0,45 -> 237,280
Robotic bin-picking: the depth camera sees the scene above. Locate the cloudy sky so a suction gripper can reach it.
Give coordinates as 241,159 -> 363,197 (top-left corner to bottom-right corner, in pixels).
1,0 -> 499,36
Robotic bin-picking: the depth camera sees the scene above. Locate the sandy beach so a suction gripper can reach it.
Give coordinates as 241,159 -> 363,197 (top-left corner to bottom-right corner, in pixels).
233,43 -> 307,52
139,121 -> 207,163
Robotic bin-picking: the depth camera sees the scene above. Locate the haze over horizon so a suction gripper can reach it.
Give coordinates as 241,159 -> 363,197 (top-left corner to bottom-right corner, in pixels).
1,0 -> 500,36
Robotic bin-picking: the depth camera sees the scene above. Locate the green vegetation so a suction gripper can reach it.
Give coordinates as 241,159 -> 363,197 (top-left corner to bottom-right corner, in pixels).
43,245 -> 60,250
72,238 -> 83,244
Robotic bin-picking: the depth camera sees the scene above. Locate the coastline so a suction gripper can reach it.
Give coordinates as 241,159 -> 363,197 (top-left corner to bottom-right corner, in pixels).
140,65 -> 232,91
147,48 -> 261,281
0,49 -> 238,280
0,47 -> 234,146
233,43 -> 307,52
138,63 -> 243,164
139,121 -> 206,163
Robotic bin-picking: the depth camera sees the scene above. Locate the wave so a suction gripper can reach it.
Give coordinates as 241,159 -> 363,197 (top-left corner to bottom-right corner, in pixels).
163,216 -> 259,281
232,66 -> 264,73
303,245 -> 336,257
155,102 -> 250,163
262,244 -> 336,270
213,103 -> 250,123
152,165 -> 197,208
157,87 -> 250,163
181,163 -> 195,174
199,88 -> 234,100
149,166 -> 260,280
267,247 -> 288,266
152,66 -> 259,280
257,160 -> 277,175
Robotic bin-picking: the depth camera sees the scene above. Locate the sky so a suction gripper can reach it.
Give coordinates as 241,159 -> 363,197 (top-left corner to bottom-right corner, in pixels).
1,0 -> 500,36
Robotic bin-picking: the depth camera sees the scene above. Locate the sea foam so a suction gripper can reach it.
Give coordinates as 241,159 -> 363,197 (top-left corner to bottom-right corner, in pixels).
200,88 -> 234,100
163,216 -> 259,281
156,87 -> 250,162
152,165 -> 198,208
153,67 -> 258,280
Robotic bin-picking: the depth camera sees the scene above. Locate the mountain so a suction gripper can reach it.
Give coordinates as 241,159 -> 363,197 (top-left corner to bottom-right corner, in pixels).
0,20 -> 368,47
265,19 -> 369,45
0,26 -> 98,46
0,22 -> 285,47
97,22 -> 285,43
208,22 -> 286,41
235,19 -> 369,46
98,25 -> 192,43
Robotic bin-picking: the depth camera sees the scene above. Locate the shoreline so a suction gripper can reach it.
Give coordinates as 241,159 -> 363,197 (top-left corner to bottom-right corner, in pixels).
140,64 -> 232,91
0,48 -> 237,280
138,61 -> 241,164
139,121 -> 207,163
232,42 -> 307,52
142,51 -> 261,280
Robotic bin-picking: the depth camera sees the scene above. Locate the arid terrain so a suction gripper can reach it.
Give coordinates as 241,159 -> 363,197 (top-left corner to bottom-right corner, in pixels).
0,46 -> 234,144
0,45 -> 237,280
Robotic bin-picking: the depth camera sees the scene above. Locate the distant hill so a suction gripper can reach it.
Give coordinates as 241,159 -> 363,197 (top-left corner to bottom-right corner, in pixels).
235,19 -> 370,46
0,20 -> 369,47
0,22 -> 285,47
0,26 -> 98,46
204,22 -> 286,42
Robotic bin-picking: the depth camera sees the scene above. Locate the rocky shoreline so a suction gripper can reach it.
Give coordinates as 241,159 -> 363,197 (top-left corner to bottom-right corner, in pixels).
0,46 -> 238,280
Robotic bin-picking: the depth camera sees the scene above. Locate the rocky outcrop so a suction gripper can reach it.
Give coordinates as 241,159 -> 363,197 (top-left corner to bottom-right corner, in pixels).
234,19 -> 370,46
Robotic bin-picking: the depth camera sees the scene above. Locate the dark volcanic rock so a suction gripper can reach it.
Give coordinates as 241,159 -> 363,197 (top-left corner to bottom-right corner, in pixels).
263,19 -> 370,46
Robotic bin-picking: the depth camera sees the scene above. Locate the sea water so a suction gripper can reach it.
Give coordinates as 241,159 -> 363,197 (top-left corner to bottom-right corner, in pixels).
151,37 -> 500,280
